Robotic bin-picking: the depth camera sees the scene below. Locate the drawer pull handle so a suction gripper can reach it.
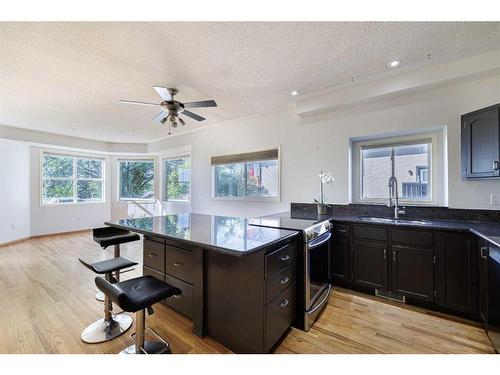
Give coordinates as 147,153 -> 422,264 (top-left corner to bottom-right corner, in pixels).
147,253 -> 158,258
173,262 -> 184,267
280,255 -> 290,262
280,277 -> 289,285
280,299 -> 289,308
173,294 -> 182,300
481,246 -> 488,259
337,229 -> 347,233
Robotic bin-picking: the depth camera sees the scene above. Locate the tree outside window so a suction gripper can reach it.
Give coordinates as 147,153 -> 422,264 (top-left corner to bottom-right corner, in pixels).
118,160 -> 155,201
164,157 -> 190,201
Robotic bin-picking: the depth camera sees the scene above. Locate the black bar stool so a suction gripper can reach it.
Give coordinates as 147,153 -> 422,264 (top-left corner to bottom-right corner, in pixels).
96,275 -> 181,354
79,257 -> 138,343
92,227 -> 140,301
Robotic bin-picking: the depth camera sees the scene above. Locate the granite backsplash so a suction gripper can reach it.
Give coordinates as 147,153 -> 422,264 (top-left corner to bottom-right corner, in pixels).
291,203 -> 500,223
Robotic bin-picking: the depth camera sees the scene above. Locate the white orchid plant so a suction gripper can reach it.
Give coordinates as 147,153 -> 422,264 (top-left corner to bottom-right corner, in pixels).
318,171 -> 335,205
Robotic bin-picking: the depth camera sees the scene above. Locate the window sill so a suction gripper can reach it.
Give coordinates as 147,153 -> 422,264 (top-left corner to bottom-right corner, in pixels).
41,201 -> 106,207
212,196 -> 280,203
117,199 -> 156,204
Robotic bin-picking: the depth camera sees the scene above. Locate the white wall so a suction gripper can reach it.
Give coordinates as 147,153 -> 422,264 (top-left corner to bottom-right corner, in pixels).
147,73 -> 500,217
29,147 -> 112,236
0,140 -> 30,244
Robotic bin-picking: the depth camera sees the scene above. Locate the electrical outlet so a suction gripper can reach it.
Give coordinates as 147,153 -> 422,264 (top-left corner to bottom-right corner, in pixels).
490,194 -> 500,205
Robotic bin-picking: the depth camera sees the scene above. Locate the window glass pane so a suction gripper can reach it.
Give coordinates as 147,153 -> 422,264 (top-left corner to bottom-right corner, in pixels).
164,157 -> 190,201
77,180 -> 103,202
246,160 -> 279,197
214,163 -> 245,197
77,158 -> 103,179
361,146 -> 392,199
394,143 -> 430,200
119,161 -> 154,200
43,155 -> 73,178
43,179 -> 74,204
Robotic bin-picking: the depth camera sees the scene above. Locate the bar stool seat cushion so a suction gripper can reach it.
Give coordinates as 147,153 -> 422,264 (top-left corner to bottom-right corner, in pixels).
93,227 -> 140,248
79,257 -> 138,274
95,276 -> 181,313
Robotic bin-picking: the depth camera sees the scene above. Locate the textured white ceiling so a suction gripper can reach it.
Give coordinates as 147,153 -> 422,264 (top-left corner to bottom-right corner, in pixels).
1,22 -> 500,143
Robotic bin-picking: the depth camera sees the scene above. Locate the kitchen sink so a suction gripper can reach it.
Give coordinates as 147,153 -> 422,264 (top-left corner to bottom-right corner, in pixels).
358,216 -> 432,226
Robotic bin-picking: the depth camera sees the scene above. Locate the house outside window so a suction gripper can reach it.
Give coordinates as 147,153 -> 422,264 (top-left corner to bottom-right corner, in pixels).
351,130 -> 444,206
212,147 -> 280,201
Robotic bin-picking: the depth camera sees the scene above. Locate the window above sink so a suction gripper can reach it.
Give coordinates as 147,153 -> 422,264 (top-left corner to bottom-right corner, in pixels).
351,129 -> 447,207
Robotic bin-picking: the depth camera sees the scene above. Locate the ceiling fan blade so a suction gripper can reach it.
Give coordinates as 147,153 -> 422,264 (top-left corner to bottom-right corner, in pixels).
120,99 -> 160,107
152,111 -> 166,122
153,86 -> 173,101
183,100 -> 217,109
182,110 -> 205,121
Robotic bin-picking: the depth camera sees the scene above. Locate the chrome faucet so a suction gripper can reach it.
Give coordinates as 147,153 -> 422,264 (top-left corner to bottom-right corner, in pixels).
388,176 -> 405,219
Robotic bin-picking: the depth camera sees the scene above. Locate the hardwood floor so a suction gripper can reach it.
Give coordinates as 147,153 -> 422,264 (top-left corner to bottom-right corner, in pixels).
0,231 -> 494,354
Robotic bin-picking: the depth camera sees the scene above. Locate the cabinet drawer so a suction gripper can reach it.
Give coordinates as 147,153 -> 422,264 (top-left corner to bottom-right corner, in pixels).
143,265 -> 165,282
143,238 -> 165,272
332,223 -> 350,237
164,274 -> 193,319
165,245 -> 194,284
266,244 -> 296,278
391,228 -> 434,248
353,224 -> 387,242
266,263 -> 296,304
265,283 -> 296,352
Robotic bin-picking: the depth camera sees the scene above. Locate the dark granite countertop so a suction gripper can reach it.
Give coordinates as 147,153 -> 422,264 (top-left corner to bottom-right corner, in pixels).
275,210 -> 500,248
105,213 -> 299,256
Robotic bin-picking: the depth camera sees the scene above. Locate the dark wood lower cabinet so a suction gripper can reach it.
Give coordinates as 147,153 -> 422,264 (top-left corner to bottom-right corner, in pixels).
478,238 -> 489,326
391,245 -> 434,302
352,240 -> 388,290
437,232 -> 478,315
331,236 -> 349,281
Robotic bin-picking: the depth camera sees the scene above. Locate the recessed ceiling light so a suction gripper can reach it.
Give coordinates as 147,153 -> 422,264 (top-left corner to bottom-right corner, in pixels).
291,90 -> 299,96
388,60 -> 401,68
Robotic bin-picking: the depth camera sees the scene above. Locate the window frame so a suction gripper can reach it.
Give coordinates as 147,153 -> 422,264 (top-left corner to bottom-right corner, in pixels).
117,158 -> 156,203
352,132 -> 440,206
40,150 -> 105,206
211,146 -> 281,202
161,154 -> 191,202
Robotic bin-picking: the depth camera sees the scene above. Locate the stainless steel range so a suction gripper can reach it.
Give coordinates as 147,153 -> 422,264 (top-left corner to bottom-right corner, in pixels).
249,212 -> 332,331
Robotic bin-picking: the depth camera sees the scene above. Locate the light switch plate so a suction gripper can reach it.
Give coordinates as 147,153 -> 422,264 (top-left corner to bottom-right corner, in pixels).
490,194 -> 500,205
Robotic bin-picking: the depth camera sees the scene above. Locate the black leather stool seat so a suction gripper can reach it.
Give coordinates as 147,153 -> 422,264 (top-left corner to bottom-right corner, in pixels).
79,257 -> 138,274
93,227 -> 140,248
95,276 -> 181,313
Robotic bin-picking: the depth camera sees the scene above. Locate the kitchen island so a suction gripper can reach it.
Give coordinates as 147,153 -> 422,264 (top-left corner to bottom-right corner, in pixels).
106,213 -> 300,353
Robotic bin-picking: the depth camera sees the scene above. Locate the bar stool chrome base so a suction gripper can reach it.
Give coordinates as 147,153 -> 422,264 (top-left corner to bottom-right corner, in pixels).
81,314 -> 132,344
95,291 -> 105,302
120,341 -> 170,354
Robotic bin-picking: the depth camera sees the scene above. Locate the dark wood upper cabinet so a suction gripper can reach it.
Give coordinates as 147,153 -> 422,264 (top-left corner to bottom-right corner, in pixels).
461,104 -> 500,179
391,245 -> 435,302
437,232 -> 478,315
352,240 -> 389,290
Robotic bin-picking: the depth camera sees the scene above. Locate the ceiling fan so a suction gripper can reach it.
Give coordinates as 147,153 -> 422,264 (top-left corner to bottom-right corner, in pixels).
120,86 -> 217,132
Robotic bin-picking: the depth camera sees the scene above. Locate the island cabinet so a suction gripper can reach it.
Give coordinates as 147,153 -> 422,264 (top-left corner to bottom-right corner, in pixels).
204,239 -> 298,353
461,104 -> 500,179
142,236 -> 203,335
142,234 -> 299,353
437,231 -> 478,315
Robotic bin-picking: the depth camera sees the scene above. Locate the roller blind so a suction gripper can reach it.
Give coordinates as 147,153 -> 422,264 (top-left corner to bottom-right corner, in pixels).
210,148 -> 279,166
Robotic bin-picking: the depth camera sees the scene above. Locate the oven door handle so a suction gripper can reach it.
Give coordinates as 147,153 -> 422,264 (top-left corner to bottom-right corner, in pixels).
307,284 -> 332,315
307,232 -> 331,250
